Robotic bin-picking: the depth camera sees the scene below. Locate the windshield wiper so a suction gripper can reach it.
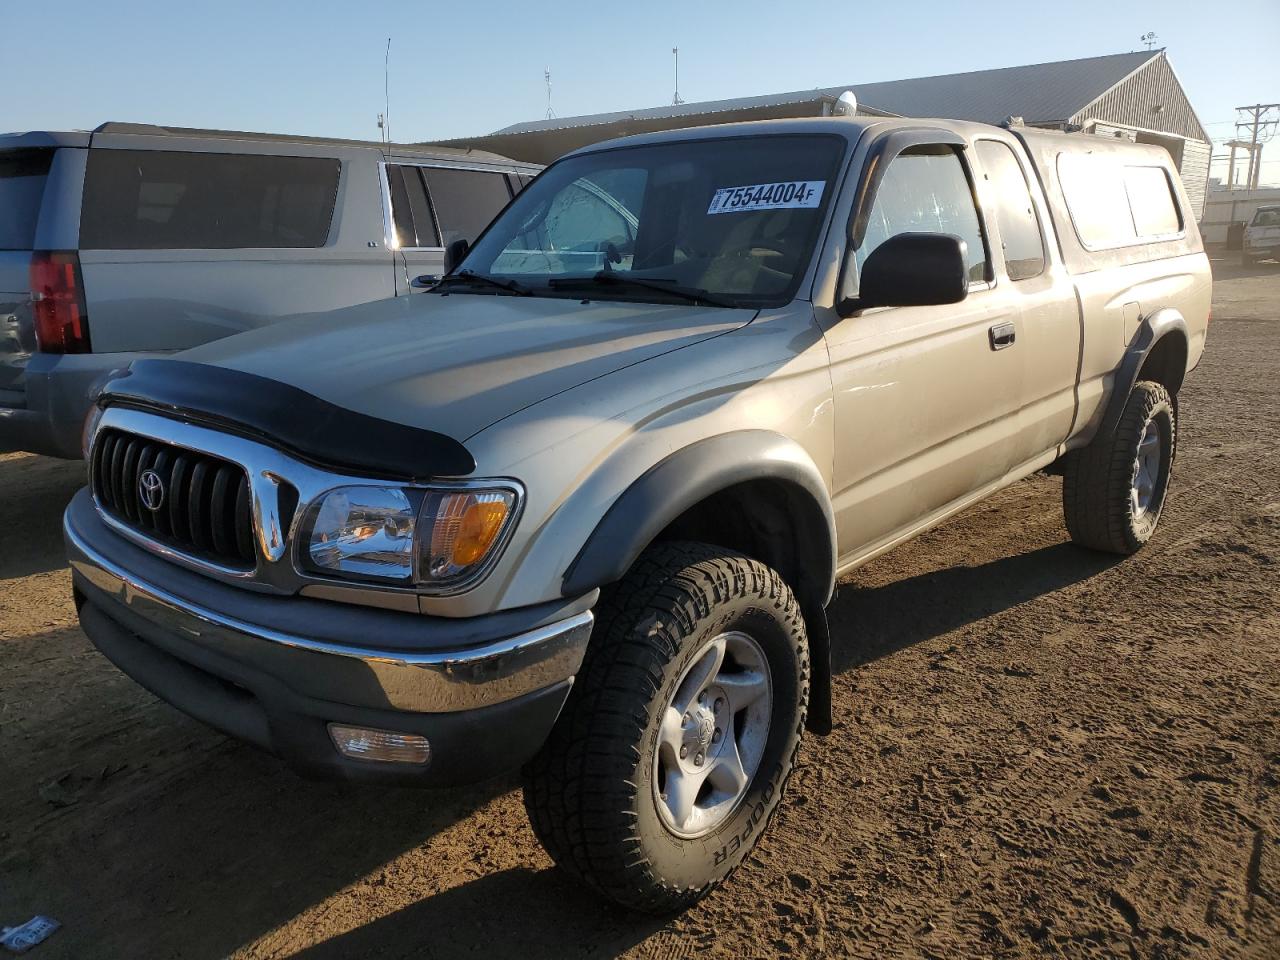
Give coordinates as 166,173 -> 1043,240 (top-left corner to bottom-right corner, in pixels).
434,270 -> 531,296
547,271 -> 736,308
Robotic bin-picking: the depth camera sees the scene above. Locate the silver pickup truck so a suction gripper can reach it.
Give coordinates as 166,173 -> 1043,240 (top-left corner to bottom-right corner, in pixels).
65,115 -> 1210,912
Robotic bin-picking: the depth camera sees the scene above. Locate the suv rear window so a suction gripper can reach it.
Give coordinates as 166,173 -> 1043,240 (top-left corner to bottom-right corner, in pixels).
0,149 -> 54,250
80,150 -> 341,250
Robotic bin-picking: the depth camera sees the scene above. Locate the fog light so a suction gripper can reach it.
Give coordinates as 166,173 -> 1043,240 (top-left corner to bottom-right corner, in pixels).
329,724 -> 431,764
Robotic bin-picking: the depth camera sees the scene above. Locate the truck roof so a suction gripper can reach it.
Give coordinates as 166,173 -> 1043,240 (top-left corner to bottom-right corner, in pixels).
563,114 -> 1146,160
0,122 -> 537,168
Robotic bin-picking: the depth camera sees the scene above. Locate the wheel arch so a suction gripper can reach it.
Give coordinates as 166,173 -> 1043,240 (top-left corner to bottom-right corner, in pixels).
562,430 -> 837,734
1101,308 -> 1189,438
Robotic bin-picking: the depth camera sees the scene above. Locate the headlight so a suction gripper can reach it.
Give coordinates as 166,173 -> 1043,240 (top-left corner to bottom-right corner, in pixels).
299,483 -> 519,590
304,486 -> 417,581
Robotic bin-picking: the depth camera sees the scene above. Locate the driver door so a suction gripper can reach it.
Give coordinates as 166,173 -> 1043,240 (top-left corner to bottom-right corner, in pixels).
821,139 -> 1027,562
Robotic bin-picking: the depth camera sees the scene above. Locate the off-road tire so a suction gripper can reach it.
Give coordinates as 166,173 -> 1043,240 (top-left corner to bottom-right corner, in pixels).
522,541 -> 810,914
1063,379 -> 1176,554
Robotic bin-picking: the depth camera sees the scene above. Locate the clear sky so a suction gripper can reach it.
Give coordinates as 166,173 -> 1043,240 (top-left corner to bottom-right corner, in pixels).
3,0 -> 1277,185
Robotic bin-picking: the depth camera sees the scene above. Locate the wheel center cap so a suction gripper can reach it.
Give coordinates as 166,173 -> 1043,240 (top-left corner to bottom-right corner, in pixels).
686,706 -> 715,752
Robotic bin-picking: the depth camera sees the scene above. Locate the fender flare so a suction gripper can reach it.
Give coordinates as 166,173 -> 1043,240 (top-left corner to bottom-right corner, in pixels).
1099,308 -> 1188,438
561,430 -> 837,734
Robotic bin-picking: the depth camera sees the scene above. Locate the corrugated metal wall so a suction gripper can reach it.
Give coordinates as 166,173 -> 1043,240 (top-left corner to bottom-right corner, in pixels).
1071,53 -> 1209,142
1179,139 -> 1212,220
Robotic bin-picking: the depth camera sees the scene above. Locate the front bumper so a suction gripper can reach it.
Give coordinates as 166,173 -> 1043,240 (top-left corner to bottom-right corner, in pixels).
65,490 -> 594,785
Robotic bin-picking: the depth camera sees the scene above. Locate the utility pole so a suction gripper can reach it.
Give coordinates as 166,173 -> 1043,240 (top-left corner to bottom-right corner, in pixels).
1235,103 -> 1279,190
544,70 -> 555,120
672,47 -> 684,105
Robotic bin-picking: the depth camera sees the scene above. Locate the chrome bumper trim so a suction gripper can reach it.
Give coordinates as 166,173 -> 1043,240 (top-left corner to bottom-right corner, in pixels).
66,513 -> 593,713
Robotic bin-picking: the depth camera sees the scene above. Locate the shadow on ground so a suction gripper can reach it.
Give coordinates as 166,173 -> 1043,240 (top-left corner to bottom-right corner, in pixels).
828,542 -> 1122,671
0,453 -> 84,580
290,868 -> 665,959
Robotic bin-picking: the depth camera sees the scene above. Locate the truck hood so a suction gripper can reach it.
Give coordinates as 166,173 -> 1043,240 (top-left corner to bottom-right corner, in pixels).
178,293 -> 755,440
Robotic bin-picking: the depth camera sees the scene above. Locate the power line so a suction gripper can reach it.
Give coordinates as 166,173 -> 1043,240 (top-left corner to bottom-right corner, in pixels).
1230,103 -> 1279,189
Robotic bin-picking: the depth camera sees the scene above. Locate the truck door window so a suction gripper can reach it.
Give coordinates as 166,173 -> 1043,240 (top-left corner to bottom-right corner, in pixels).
975,140 -> 1046,281
856,145 -> 989,283
421,168 -> 513,248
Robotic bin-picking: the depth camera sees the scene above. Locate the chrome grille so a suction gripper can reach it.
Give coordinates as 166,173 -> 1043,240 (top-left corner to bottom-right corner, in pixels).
91,427 -> 255,568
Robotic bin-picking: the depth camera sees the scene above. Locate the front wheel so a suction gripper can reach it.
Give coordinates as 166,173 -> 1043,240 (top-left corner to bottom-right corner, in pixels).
1063,380 -> 1176,554
523,542 -> 810,913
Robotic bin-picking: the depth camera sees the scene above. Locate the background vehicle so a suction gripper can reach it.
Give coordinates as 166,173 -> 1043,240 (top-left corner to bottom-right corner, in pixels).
0,123 -> 538,458
66,116 -> 1210,913
1243,204 -> 1280,264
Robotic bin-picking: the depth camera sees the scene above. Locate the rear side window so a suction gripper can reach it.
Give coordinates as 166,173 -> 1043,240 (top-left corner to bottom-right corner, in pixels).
976,140 -> 1045,281
1057,153 -> 1184,250
387,165 -> 441,248
81,150 -> 340,249
1124,166 -> 1181,238
420,168 -> 512,247
0,149 -> 53,250
857,145 -> 989,283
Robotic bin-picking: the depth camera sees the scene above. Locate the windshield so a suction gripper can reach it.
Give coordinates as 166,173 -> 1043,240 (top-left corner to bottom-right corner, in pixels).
456,134 -> 846,308
1252,209 -> 1280,227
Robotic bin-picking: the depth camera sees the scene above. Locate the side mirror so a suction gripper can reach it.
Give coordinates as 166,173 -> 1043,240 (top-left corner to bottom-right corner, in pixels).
837,232 -> 969,315
443,238 -> 470,275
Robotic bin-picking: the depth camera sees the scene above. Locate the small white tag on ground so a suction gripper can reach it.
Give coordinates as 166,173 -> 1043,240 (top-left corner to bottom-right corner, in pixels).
1,917 -> 60,954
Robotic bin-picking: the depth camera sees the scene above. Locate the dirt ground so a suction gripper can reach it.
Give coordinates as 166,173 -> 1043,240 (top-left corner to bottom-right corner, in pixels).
1,255 -> 1277,959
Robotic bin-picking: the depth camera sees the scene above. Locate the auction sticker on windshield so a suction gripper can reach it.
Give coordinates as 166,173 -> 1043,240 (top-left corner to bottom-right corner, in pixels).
707,181 -> 826,215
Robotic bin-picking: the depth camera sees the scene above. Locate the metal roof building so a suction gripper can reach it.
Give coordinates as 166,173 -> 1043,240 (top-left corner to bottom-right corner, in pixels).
435,49 -> 1212,216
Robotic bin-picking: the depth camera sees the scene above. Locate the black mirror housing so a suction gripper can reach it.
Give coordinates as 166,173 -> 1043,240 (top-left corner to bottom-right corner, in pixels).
838,232 -> 969,315
443,238 -> 470,275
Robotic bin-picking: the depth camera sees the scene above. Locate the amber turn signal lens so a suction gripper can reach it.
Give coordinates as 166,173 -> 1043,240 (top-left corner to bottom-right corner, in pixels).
420,488 -> 518,586
452,499 -> 509,565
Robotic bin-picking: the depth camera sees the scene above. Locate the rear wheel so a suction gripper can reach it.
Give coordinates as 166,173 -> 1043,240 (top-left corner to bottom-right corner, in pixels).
1062,380 -> 1176,554
523,541 -> 809,913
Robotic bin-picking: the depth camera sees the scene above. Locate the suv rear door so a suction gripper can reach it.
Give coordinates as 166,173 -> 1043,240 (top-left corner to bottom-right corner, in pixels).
384,159 -> 515,294
75,132 -> 394,353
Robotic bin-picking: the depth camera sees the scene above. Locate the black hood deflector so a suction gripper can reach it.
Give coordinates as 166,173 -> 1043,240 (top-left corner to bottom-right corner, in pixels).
99,359 -> 476,479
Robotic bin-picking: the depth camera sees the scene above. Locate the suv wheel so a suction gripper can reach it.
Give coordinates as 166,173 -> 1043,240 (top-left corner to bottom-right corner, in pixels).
1062,379 -> 1176,554
523,541 -> 809,913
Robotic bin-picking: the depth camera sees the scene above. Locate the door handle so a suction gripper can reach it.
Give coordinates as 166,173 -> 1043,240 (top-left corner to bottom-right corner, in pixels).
989,322 -> 1016,351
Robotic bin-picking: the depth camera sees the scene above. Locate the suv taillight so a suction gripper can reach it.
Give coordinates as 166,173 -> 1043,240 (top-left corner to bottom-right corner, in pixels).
30,251 -> 91,353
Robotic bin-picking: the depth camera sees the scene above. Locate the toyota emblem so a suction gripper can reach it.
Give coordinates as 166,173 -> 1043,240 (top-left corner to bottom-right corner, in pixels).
138,469 -> 165,512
